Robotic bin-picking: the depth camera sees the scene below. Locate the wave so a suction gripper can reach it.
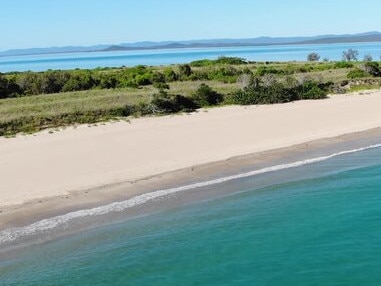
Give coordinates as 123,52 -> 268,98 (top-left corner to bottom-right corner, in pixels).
1,143 -> 381,245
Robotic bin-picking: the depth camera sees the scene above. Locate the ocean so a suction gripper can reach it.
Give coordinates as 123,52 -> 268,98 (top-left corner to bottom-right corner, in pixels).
1,142 -> 381,285
1,42 -> 381,72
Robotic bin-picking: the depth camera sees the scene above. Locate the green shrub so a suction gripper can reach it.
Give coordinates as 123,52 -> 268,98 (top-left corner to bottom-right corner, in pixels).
0,74 -> 22,98
215,56 -> 247,65
256,66 -> 286,76
152,72 -> 166,83
192,83 -> 223,106
178,64 -> 192,79
163,68 -> 178,82
62,71 -> 96,92
334,61 -> 354,69
298,81 -> 328,99
190,57 -> 246,67
97,75 -> 118,89
231,77 -> 328,105
189,59 -> 214,67
364,62 -> 381,77
347,69 -> 368,79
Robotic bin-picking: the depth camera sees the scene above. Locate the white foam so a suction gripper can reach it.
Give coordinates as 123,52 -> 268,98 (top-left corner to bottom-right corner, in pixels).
1,143 -> 381,245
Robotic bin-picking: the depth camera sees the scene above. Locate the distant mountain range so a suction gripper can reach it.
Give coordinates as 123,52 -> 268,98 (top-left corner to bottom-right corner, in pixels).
1,31 -> 381,57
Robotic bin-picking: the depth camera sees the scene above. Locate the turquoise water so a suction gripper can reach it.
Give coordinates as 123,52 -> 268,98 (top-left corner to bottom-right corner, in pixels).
1,146 -> 381,285
1,42 -> 381,72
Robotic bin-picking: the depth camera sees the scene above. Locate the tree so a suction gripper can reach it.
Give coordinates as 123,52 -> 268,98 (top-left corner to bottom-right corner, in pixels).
363,54 -> 373,62
342,49 -> 359,61
307,52 -> 320,62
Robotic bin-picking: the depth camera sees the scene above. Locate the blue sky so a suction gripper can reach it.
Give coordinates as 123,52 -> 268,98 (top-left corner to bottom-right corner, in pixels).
2,0 -> 381,51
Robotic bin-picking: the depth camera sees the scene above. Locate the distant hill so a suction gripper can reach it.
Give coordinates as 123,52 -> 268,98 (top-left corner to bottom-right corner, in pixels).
299,33 -> 381,44
1,31 -> 381,57
0,45 -> 109,57
100,32 -> 381,52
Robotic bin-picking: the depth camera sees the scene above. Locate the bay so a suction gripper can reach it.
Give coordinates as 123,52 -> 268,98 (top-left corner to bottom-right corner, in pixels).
1,42 -> 381,72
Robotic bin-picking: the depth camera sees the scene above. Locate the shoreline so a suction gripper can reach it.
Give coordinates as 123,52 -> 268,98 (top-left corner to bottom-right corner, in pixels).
1,91 -> 381,233
1,127 -> 381,233
0,128 -> 381,250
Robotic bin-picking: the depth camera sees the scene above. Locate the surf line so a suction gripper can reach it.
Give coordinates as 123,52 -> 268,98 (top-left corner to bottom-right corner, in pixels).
1,143 -> 381,244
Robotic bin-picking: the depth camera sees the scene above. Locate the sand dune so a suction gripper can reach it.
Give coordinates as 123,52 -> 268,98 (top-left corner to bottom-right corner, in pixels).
1,91 -> 381,207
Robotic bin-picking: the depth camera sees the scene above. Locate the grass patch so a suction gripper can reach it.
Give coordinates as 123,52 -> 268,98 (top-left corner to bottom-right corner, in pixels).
348,84 -> 381,92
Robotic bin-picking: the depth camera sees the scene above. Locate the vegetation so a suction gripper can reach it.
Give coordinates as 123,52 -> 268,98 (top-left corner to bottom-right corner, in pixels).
151,90 -> 199,113
192,83 -> 224,106
363,54 -> 373,62
347,68 -> 368,79
190,56 -> 247,67
364,61 -> 381,76
1,56 -> 381,136
230,76 -> 330,105
342,49 -> 359,61
307,53 -> 320,62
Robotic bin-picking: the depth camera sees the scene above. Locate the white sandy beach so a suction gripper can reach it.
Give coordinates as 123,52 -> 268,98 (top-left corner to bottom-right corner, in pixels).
1,91 -> 381,207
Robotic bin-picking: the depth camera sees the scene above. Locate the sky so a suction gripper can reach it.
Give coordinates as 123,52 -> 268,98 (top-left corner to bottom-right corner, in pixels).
2,0 -> 381,51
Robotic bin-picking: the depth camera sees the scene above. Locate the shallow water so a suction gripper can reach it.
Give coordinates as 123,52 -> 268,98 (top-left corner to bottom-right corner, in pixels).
1,42 -> 381,72
1,145 -> 381,285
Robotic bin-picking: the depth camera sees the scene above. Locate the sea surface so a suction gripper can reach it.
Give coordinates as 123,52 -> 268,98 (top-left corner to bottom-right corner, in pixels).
1,143 -> 381,285
1,42 -> 381,72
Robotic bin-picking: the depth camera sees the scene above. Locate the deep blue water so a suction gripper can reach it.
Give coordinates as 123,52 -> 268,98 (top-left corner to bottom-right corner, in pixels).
1,42 -> 381,72
1,145 -> 381,285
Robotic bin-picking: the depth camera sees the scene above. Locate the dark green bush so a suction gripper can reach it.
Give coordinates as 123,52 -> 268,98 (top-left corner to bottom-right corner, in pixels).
178,64 -> 192,79
364,62 -> 381,77
62,72 -> 96,92
152,72 -> 166,83
192,84 -> 223,106
163,68 -> 178,82
97,75 -> 118,89
190,57 -> 247,67
152,90 -> 199,113
0,74 -> 22,98
231,77 -> 328,105
215,56 -> 247,65
298,81 -> 329,99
